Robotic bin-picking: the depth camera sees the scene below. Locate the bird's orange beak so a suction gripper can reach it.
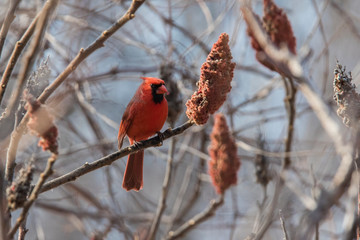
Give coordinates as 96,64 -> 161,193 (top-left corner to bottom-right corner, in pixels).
156,85 -> 168,95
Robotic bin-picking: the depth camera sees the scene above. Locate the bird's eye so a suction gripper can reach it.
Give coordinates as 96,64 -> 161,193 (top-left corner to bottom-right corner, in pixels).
151,84 -> 154,88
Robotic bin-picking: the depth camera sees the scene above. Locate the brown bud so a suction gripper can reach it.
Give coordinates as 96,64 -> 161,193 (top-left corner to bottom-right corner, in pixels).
186,33 -> 235,125
208,114 -> 240,194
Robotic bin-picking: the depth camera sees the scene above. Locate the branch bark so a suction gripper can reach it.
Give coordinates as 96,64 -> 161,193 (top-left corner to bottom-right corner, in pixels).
40,121 -> 193,193
241,5 -> 355,238
8,154 -> 58,239
5,0 -> 59,184
4,0 -> 146,187
0,0 -> 21,59
0,11 -> 40,105
148,137 -> 176,240
166,194 -> 224,240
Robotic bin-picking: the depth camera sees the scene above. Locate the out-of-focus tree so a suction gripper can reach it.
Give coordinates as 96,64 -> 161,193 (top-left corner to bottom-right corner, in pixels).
0,0 -> 360,239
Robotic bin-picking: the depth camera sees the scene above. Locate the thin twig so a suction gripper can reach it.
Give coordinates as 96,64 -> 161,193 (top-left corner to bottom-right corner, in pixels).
8,154 -> 58,239
279,210 -> 289,240
251,174 -> 284,240
0,8 -> 39,102
17,217 -> 28,240
147,137 -> 176,240
330,1 -> 360,40
4,0 -> 146,189
242,6 -> 356,238
166,164 -> 194,233
37,0 -> 145,104
0,0 -> 21,59
40,121 -> 193,193
146,1 -> 210,54
358,163 -> 360,240
282,77 -> 296,168
4,0 -> 58,120
229,188 -> 240,240
4,0 -> 58,185
0,165 -> 10,240
171,129 -> 207,225
309,0 -> 329,94
165,194 -> 224,240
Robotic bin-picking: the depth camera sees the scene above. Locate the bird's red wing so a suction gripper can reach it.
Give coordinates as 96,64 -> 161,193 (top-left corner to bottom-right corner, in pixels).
118,105 -> 133,149
118,122 -> 128,149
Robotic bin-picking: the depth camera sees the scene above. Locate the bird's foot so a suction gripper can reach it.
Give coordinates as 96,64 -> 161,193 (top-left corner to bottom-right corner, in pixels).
133,140 -> 142,149
156,131 -> 165,146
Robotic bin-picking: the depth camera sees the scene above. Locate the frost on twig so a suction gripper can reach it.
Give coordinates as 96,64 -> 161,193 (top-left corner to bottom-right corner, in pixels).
26,57 -> 50,98
333,62 -> 360,128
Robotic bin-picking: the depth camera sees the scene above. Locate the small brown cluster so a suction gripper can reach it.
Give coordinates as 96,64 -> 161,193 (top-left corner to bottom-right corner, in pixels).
186,33 -> 236,125
208,114 -> 240,194
333,62 -> 360,127
24,91 -> 58,154
6,163 -> 34,211
243,0 -> 296,72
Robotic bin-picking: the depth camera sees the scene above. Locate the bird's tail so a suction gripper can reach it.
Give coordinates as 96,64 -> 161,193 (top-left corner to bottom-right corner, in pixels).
122,150 -> 144,191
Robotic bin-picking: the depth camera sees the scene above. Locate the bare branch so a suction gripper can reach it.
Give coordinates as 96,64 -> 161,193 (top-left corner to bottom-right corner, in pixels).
279,210 -> 289,240
4,0 -> 146,188
0,0 -> 21,59
0,10 -> 39,105
147,138 -> 176,240
8,154 -> 58,239
40,121 -> 193,193
5,0 -> 59,184
166,194 -> 224,240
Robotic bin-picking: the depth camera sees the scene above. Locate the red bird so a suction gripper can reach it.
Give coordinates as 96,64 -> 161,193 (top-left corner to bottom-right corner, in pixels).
118,77 -> 168,191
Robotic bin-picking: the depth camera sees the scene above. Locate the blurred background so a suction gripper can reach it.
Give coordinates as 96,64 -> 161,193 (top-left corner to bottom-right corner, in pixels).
1,0 -> 360,239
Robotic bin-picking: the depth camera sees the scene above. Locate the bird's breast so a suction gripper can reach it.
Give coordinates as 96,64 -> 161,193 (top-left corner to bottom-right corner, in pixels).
127,99 -> 168,141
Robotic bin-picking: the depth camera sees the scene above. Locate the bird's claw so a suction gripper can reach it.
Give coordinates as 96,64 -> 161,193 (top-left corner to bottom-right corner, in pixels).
133,140 -> 142,149
156,131 -> 165,146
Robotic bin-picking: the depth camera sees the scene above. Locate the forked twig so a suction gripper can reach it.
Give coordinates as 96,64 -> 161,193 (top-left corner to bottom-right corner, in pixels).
4,0 -> 146,188
147,137 -> 176,240
8,154 -> 58,238
166,194 -> 224,240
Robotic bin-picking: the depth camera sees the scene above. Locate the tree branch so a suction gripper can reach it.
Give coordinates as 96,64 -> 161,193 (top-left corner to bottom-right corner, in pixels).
0,0 -> 21,59
282,77 -> 296,168
241,5 -> 357,238
4,0 -> 146,187
148,137 -> 176,240
0,11 -> 40,105
40,121 -> 193,193
5,0 -> 59,184
8,154 -> 58,239
166,194 -> 224,240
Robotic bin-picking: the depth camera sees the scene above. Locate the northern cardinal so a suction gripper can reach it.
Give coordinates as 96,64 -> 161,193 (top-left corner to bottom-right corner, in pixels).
118,77 -> 168,191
